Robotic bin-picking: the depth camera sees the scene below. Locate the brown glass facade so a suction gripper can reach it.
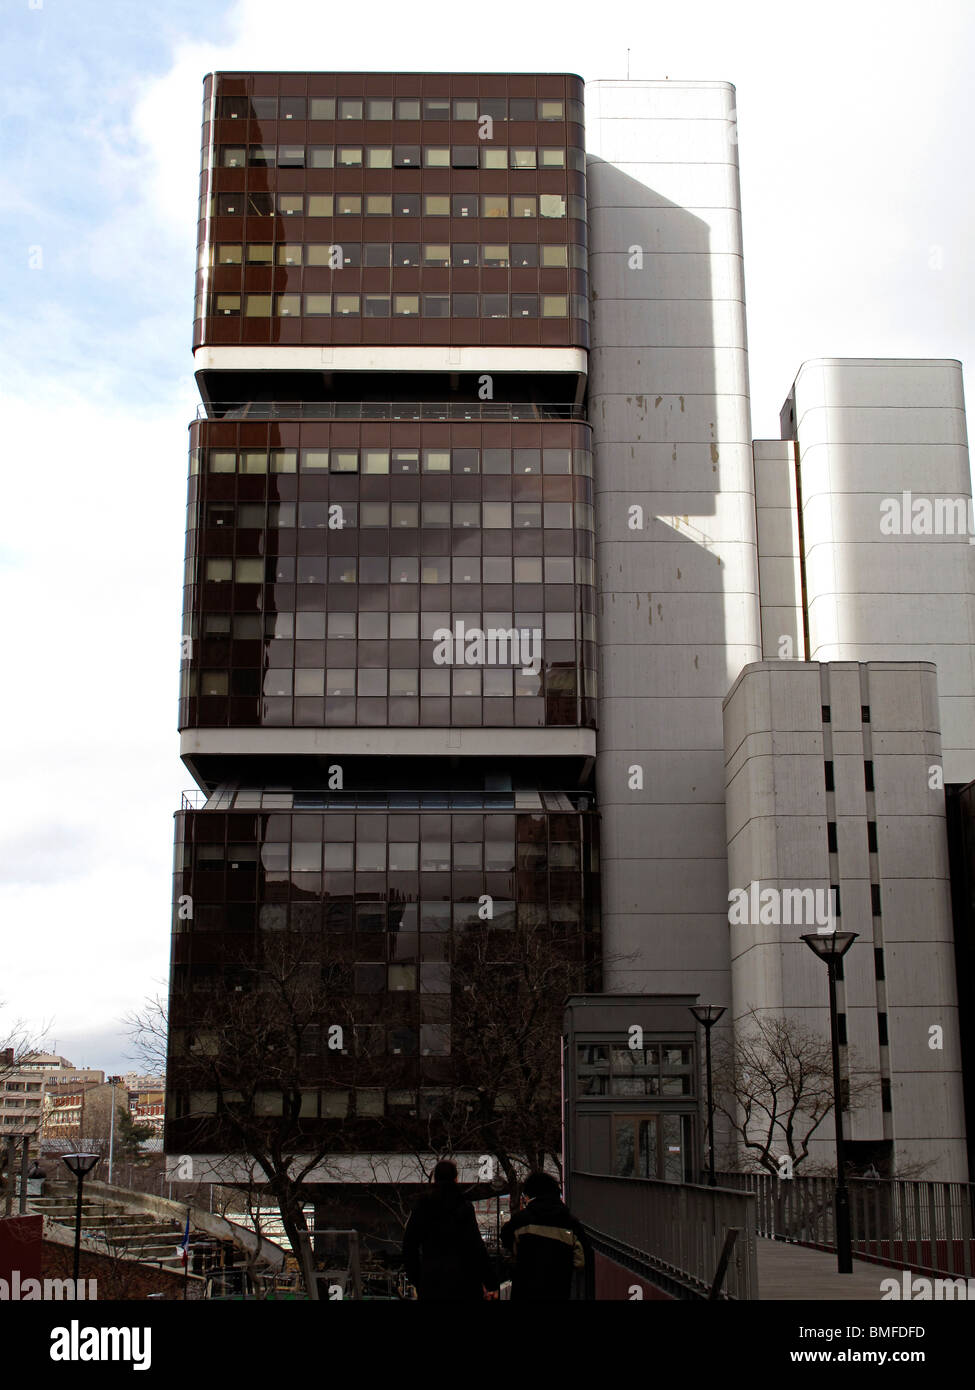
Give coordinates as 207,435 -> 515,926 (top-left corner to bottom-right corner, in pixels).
195,72 -> 588,349
168,73 -> 596,1172
167,793 -> 598,1150
180,413 -> 597,732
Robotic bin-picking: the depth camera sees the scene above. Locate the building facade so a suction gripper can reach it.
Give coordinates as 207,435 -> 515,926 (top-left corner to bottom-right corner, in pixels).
167,71 -> 974,1189
168,73 -> 599,1190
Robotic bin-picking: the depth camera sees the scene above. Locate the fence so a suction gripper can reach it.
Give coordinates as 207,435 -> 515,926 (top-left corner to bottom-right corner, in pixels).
714,1172 -> 975,1277
197,400 -> 586,422
569,1170 -> 759,1299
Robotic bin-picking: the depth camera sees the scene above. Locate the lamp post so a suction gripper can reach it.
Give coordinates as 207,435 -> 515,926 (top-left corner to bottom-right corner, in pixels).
61,1152 -> 100,1283
801,930 -> 858,1274
689,1005 -> 726,1186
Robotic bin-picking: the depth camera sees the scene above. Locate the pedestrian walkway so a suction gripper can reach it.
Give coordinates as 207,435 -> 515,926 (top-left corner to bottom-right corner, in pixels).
757,1237 -> 887,1299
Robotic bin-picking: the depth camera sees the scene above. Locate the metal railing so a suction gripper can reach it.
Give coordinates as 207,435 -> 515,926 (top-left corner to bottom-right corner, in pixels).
714,1172 -> 975,1277
196,400 -> 586,422
569,1170 -> 759,1300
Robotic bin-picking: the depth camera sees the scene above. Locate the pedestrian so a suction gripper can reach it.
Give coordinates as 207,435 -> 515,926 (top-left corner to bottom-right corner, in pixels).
402,1159 -> 496,1301
499,1171 -> 590,1300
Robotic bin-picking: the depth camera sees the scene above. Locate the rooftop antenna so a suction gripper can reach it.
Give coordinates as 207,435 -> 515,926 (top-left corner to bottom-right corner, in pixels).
626,49 -> 630,80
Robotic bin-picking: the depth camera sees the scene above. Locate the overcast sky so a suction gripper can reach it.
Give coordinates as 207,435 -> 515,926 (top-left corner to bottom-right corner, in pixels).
1,0 -> 972,1073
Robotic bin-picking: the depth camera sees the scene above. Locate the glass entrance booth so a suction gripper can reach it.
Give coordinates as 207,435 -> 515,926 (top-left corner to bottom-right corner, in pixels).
563,994 -> 703,1184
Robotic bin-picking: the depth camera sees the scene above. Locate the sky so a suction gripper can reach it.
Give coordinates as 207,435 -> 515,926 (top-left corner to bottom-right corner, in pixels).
1,0 -> 972,1073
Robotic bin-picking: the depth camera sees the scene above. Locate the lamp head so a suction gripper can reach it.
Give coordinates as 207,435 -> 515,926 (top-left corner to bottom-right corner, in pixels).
690,1004 -> 726,1027
801,931 -> 858,963
61,1152 -> 100,1179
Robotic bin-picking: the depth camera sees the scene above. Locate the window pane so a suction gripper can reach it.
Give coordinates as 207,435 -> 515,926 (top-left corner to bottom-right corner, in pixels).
541,245 -> 568,267
423,195 -> 449,215
509,98 -> 534,120
217,244 -> 242,264
395,98 -> 420,119
365,194 -> 392,215
483,243 -> 509,267
423,450 -> 450,472
302,449 -> 329,471
364,295 -> 389,317
366,146 -> 392,167
394,295 -> 419,315
542,295 -> 568,317
338,147 -> 362,166
336,195 -> 362,215
278,145 -> 305,167
332,450 -> 359,472
423,244 -> 450,266
367,98 -> 393,119
393,243 -> 420,266
539,99 -> 564,119
307,194 -> 334,216
540,148 -> 566,167
309,146 -> 335,168
511,294 -> 538,318
394,145 -> 420,166
512,196 -> 537,218
215,295 -> 240,315
277,244 -> 302,265
422,98 -> 450,120
309,98 -> 336,119
510,148 -> 536,168
221,146 -> 245,167
278,194 -> 303,216
452,194 -> 478,217
482,294 -> 507,318
424,147 -> 450,166
480,148 -> 507,169
540,194 -> 567,218
393,194 -> 420,215
423,295 -> 449,317
338,98 -> 363,119
245,295 -> 271,317
304,293 -> 332,315
511,244 -> 538,267
276,294 -> 301,316
334,294 -> 360,315
451,146 -> 478,167
482,195 -> 507,218
363,450 -> 390,474
452,293 -> 478,317
247,244 -> 273,263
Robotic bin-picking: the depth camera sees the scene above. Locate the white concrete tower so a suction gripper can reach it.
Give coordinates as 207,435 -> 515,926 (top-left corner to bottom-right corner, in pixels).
586,80 -> 761,999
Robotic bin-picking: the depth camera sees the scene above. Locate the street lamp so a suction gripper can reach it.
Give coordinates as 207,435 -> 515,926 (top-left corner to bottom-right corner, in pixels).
61,1152 -> 100,1283
801,930 -> 858,1274
689,1005 -> 726,1187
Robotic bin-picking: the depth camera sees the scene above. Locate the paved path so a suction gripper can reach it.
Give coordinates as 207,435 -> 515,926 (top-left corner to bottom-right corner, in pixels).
757,1238 -> 888,1300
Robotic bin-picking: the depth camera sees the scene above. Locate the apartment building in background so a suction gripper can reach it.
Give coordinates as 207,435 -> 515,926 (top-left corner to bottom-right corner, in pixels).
166,71 -> 975,1201
1,1054 -> 105,1156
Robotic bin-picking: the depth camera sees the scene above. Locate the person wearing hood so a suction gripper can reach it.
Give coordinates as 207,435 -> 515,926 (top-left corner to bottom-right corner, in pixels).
403,1158 -> 496,1300
500,1171 -> 591,1300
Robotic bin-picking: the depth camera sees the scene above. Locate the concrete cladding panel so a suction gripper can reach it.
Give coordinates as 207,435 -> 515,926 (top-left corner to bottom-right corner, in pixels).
587,80 -> 760,1001
788,358 -> 975,782
722,659 -> 967,1178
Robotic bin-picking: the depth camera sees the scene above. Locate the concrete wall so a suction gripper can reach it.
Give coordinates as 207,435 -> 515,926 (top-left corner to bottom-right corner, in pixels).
723,660 -> 967,1179
586,79 -> 761,1002
782,359 -> 975,784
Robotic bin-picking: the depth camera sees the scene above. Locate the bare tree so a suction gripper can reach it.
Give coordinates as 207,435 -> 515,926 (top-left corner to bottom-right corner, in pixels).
129,934 -> 367,1299
712,1007 -> 875,1177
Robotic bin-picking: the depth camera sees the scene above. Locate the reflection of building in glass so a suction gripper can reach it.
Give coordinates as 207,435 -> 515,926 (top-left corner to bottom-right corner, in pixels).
168,74 -> 599,1220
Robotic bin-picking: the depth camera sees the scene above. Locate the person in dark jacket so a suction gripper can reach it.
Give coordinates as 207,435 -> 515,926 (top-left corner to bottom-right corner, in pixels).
402,1159 -> 495,1301
500,1171 -> 590,1300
